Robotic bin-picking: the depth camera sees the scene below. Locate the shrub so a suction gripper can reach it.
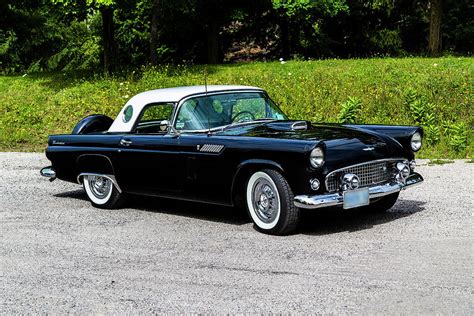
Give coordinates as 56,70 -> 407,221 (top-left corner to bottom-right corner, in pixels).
338,97 -> 362,124
404,89 -> 440,145
445,122 -> 469,152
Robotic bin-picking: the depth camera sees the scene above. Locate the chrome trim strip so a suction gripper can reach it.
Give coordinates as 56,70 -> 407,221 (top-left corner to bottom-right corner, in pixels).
77,173 -> 122,193
295,172 -> 423,209
324,157 -> 405,191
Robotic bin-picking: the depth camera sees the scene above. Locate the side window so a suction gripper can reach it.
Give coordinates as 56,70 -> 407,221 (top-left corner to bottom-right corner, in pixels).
175,99 -> 207,130
135,103 -> 174,134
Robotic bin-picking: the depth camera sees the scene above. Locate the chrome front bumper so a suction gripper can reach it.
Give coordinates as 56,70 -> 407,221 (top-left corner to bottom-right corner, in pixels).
294,172 -> 423,209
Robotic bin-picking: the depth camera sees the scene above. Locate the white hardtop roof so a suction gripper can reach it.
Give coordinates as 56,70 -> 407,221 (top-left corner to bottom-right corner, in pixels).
108,85 -> 265,133
129,85 -> 264,105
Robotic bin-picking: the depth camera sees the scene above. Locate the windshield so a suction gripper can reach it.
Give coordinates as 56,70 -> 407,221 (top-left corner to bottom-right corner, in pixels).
174,92 -> 288,132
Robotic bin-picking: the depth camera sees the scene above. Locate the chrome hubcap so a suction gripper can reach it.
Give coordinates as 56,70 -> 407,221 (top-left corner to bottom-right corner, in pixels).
252,179 -> 279,223
88,176 -> 112,199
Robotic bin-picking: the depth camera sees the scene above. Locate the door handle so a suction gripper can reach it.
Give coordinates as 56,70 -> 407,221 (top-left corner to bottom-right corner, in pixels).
120,139 -> 132,146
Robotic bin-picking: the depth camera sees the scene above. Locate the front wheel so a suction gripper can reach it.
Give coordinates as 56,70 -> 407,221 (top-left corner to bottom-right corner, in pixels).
83,175 -> 125,209
246,169 -> 300,235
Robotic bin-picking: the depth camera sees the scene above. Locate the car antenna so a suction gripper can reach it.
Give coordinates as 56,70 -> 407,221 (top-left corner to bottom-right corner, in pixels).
205,65 -> 211,137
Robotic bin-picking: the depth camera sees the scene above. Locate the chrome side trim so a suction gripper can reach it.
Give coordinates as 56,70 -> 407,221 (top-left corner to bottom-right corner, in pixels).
295,172 -> 423,209
77,173 -> 122,193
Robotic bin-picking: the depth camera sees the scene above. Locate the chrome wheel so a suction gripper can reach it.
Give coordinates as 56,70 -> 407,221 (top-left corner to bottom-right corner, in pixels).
252,177 -> 280,223
88,175 -> 112,199
83,175 -> 114,205
246,171 -> 281,230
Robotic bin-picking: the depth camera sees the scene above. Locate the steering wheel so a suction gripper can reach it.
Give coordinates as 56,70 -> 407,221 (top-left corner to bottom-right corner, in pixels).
231,111 -> 255,123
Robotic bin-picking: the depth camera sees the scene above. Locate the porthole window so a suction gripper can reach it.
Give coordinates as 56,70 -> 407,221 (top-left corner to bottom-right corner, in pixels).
122,105 -> 133,123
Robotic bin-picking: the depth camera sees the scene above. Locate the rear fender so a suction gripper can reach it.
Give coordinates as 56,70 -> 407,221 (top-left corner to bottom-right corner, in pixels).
76,154 -> 115,181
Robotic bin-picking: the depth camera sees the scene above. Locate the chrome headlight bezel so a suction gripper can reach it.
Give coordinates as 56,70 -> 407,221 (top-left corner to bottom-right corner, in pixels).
310,147 -> 325,168
410,132 -> 422,152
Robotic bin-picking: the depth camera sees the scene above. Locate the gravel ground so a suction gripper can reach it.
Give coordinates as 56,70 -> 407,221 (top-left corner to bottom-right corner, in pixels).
0,153 -> 472,314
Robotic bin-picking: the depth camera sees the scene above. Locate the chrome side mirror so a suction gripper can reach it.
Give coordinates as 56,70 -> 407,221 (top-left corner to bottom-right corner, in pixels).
160,119 -> 180,136
159,120 -> 170,131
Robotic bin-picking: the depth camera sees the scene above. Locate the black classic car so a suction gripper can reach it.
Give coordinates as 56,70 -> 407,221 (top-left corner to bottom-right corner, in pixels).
41,85 -> 423,235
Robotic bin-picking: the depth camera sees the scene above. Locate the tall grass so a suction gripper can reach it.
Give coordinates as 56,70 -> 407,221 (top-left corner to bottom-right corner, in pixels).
0,57 -> 472,157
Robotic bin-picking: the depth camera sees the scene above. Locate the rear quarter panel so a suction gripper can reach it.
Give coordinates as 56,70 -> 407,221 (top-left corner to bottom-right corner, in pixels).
46,134 -> 122,183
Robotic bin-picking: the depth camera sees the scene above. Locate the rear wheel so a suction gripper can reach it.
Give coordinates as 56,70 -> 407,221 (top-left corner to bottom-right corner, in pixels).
83,175 -> 125,209
246,169 -> 300,235
364,192 -> 399,213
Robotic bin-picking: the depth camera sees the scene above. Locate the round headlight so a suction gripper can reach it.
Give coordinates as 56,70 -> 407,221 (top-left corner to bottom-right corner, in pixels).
411,132 -> 422,152
310,147 -> 325,168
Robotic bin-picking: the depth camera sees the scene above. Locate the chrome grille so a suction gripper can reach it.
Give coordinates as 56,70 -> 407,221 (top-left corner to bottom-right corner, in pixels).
325,160 -> 396,192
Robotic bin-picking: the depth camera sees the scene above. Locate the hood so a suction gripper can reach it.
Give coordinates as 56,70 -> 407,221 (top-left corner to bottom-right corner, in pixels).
219,120 -> 381,145
218,120 -> 407,164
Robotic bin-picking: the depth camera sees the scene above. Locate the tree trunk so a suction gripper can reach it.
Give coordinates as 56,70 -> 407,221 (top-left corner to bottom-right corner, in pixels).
150,0 -> 160,66
279,15 -> 290,59
203,0 -> 220,64
428,0 -> 443,56
207,20 -> 219,64
101,7 -> 115,73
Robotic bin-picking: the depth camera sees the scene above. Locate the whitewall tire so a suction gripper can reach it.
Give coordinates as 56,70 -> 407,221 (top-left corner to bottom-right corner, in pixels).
246,169 -> 300,235
83,175 -> 125,209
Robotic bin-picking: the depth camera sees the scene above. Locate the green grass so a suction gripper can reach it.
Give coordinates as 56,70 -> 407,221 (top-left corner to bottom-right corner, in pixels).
428,159 -> 455,165
0,57 -> 472,157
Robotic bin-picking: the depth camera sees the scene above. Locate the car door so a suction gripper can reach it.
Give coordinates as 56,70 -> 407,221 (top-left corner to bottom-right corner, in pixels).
116,103 -> 186,194
178,133 -> 236,205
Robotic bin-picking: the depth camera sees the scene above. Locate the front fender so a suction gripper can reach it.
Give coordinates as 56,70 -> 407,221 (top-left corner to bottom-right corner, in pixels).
230,159 -> 285,206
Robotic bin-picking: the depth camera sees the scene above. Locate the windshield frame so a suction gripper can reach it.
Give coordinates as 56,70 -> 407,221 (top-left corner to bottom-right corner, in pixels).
172,90 -> 288,133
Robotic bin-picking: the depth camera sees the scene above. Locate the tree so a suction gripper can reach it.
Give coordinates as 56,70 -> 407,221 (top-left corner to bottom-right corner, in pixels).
52,0 -> 116,72
271,0 -> 349,57
428,0 -> 443,56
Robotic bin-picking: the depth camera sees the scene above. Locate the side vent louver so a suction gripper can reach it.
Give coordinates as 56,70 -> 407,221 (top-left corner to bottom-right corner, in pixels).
198,144 -> 224,153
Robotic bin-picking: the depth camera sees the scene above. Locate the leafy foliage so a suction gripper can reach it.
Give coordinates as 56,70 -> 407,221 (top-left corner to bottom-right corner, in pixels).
404,89 -> 439,145
337,97 -> 362,124
0,0 -> 472,72
445,122 -> 469,153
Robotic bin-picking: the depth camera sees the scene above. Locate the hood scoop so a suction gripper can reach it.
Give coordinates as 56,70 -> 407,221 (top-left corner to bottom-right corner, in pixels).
291,121 -> 308,130
266,121 -> 309,132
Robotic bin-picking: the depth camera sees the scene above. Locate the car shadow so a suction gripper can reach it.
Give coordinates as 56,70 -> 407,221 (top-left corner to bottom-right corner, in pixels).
298,199 -> 426,235
54,189 -> 249,225
127,194 -> 250,226
54,189 -> 89,201
53,189 -> 426,234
